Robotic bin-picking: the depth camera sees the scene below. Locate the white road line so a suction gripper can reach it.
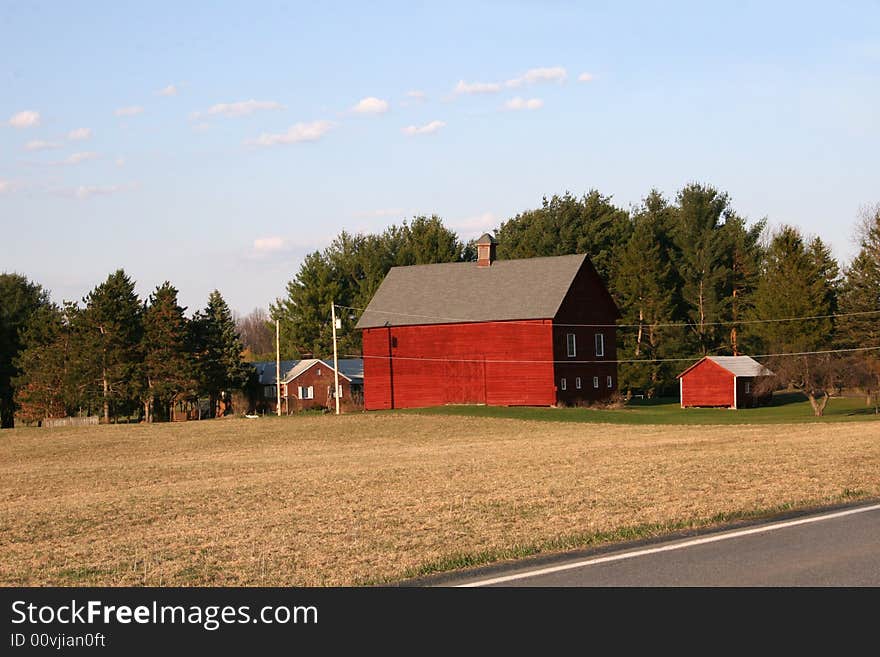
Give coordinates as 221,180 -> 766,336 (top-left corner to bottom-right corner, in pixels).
457,502 -> 880,587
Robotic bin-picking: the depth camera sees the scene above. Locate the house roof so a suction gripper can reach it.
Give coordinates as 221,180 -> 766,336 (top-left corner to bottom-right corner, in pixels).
678,355 -> 773,379
250,358 -> 364,385
355,253 -> 592,329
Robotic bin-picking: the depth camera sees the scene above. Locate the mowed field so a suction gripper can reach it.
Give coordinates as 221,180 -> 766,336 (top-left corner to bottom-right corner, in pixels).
2,412 -> 879,586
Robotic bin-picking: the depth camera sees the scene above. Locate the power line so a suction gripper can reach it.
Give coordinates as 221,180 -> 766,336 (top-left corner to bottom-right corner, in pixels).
340,345 -> 880,366
334,304 -> 880,330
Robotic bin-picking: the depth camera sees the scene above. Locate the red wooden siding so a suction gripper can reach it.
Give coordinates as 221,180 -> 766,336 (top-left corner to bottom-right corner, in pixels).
362,320 -> 555,409
552,258 -> 620,403
680,359 -> 735,408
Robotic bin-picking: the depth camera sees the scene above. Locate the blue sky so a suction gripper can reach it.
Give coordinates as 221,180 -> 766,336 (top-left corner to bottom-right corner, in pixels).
2,1 -> 878,315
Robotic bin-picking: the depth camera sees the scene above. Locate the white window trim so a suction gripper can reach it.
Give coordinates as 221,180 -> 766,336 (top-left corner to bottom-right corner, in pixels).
593,376 -> 599,389
298,385 -> 314,400
744,381 -> 751,394
607,376 -> 613,388
575,377 -> 582,390
595,333 -> 605,358
560,378 -> 567,391
566,333 -> 577,357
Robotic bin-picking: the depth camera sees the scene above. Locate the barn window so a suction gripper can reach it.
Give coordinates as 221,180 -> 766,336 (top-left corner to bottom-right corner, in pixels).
595,333 -> 605,357
298,386 -> 314,400
566,333 -> 577,357
264,386 -> 275,399
593,376 -> 599,389
560,378 -> 567,391
575,377 -> 582,389
607,376 -> 613,388
317,368 -> 321,376
744,381 -> 751,394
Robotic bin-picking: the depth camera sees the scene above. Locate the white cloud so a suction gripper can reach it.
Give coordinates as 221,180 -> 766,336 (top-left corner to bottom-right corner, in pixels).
352,97 -> 390,114
74,184 -> 126,199
253,236 -> 286,253
115,157 -> 126,167
8,110 -> 41,128
0,179 -> 14,194
115,106 -> 144,117
520,66 -> 567,84
504,97 -> 544,111
406,90 -> 426,100
25,140 -> 62,151
158,84 -> 178,96
61,151 -> 99,165
577,72 -> 595,82
245,120 -> 334,146
401,120 -> 446,136
193,100 -> 284,120
67,127 -> 92,141
454,80 -> 502,95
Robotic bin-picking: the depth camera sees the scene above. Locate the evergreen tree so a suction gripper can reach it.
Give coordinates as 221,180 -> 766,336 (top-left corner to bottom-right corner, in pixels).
838,206 -> 880,408
142,282 -> 196,422
494,190 -> 631,283
748,226 -> 834,353
612,191 -> 678,396
81,270 -> 144,423
748,226 -> 841,415
192,290 -> 250,417
0,273 -> 50,427
669,183 -> 736,355
722,216 -> 766,356
11,304 -> 68,424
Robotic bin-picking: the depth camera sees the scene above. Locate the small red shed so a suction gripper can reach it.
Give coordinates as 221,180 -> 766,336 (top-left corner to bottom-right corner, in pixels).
677,356 -> 773,409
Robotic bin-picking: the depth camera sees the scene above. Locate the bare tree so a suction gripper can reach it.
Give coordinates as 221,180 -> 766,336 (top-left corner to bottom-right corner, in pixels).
235,308 -> 275,360
756,354 -> 846,417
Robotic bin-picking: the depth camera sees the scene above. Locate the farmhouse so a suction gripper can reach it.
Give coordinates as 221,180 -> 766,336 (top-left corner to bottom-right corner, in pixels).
356,234 -> 619,409
250,358 -> 364,414
678,355 -> 773,409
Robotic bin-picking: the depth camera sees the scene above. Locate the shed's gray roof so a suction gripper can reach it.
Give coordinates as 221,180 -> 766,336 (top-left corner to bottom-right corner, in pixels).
706,356 -> 773,377
355,254 -> 589,329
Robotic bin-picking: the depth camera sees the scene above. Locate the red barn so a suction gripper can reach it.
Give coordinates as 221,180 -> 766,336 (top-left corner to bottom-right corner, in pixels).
356,234 -> 619,410
677,356 -> 773,409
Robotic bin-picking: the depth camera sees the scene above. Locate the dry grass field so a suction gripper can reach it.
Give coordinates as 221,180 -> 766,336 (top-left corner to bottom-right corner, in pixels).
2,413 -> 879,586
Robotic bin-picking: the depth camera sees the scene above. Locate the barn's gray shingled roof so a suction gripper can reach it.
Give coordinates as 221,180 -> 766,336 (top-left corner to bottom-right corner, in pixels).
355,254 -> 589,329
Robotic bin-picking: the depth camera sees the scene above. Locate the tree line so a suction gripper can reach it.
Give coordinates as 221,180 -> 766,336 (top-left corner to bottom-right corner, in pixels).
269,185 -> 879,414
0,271 -> 250,426
2,184 -> 877,425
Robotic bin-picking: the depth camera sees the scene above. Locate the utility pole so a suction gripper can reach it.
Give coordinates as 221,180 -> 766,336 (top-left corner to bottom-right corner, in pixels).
331,301 -> 341,416
275,319 -> 281,417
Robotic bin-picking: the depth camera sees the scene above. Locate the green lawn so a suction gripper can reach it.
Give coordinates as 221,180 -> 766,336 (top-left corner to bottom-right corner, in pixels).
398,393 -> 880,425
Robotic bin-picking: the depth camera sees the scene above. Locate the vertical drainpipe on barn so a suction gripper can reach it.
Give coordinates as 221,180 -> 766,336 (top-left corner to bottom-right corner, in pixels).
386,323 -> 395,409
679,378 -> 684,409
732,376 -> 738,410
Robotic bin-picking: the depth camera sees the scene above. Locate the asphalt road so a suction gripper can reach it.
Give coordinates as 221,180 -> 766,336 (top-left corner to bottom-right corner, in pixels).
443,502 -> 880,587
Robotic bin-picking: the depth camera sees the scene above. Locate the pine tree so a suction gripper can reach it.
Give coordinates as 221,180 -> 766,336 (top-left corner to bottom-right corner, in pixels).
669,184 -> 735,355
81,270 -> 144,423
192,290 -> 250,417
838,206 -> 880,409
612,191 -> 678,396
12,304 -> 68,424
0,273 -> 50,427
142,282 -> 195,422
749,226 -> 841,415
